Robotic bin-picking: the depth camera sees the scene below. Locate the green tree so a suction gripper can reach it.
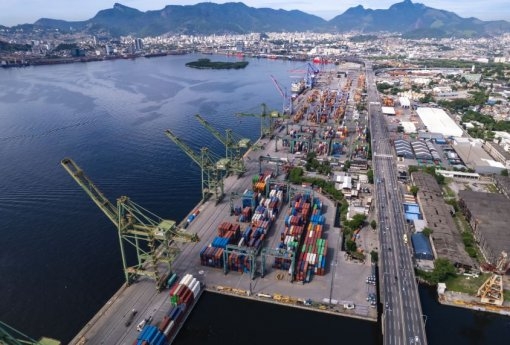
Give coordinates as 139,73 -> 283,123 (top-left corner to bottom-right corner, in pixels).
367,169 -> 374,184
348,214 -> 366,229
501,169 -> 509,176
422,227 -> 433,237
370,219 -> 377,230
289,167 -> 303,184
342,160 -> 351,172
345,240 -> 357,252
431,258 -> 456,283
370,250 -> 379,263
410,185 -> 419,197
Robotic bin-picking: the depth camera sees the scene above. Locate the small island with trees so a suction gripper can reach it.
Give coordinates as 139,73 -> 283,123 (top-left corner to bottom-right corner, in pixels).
185,58 -> 249,70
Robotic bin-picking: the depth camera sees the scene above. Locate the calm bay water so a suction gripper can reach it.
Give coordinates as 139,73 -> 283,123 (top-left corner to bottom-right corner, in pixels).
0,55 -> 508,344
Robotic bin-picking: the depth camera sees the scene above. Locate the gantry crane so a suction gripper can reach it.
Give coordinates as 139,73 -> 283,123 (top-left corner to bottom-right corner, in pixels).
306,62 -> 320,88
195,114 -> 251,176
270,75 -> 293,115
0,321 -> 61,345
237,103 -> 281,139
61,158 -> 199,288
164,129 -> 225,203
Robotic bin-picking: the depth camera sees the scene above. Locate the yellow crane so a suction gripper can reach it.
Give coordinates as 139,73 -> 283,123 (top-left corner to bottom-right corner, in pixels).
61,158 -> 199,288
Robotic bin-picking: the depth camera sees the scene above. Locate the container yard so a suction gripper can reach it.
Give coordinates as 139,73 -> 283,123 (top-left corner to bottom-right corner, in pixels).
69,63 -> 377,345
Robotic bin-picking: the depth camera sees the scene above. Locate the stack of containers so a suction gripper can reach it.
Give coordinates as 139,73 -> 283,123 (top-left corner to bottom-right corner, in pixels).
217,222 -> 241,239
275,193 -> 312,273
295,197 -> 328,282
199,222 -> 240,269
252,171 -> 272,193
226,251 -> 253,273
242,189 -> 258,211
135,274 -> 201,345
238,207 -> 252,222
199,246 -> 223,268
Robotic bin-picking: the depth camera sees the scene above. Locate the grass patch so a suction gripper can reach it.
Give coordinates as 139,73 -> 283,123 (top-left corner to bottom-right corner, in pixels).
486,184 -> 498,193
445,273 -> 490,294
504,290 -> 510,302
443,185 -> 456,198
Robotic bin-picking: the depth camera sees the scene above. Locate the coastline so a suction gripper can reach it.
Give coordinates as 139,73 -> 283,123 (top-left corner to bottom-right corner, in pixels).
0,50 -> 187,68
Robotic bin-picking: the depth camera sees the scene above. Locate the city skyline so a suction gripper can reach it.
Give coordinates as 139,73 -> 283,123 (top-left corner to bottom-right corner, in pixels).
1,0 -> 509,28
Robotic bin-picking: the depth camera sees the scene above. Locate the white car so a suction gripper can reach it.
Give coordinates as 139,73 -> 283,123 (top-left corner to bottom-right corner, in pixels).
136,318 -> 147,332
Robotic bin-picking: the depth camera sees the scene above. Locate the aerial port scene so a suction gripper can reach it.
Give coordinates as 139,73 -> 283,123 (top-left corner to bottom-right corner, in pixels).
1,1 -> 510,345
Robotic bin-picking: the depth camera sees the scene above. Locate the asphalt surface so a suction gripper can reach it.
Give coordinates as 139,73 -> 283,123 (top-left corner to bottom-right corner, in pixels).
366,62 -> 428,345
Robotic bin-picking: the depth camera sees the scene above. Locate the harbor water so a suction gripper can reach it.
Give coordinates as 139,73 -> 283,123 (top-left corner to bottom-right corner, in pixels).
0,55 -> 509,344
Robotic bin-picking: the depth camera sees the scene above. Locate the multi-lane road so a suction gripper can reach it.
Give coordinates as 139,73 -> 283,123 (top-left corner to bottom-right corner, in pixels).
365,62 -> 428,345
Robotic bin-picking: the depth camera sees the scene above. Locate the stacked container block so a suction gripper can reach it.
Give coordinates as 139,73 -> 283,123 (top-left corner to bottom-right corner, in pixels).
199,222 -> 240,269
274,193 -> 311,272
252,171 -> 272,193
135,274 -> 201,345
293,196 -> 328,282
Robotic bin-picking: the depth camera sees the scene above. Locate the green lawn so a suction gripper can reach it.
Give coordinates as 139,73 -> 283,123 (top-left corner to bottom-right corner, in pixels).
505,290 -> 510,302
486,184 -> 498,193
442,185 -> 456,198
445,273 -> 490,294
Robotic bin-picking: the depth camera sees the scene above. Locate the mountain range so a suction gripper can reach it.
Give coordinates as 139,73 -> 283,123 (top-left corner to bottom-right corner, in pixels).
7,1 -> 510,38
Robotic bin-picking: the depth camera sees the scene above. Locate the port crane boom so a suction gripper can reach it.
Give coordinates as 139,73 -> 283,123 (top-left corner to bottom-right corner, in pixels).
195,114 -> 250,175
0,321 -> 61,345
237,103 -> 280,139
61,158 -> 199,287
270,75 -> 292,115
164,129 -> 225,203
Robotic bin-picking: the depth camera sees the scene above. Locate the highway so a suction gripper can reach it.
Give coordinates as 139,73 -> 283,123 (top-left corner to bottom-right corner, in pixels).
365,62 -> 428,345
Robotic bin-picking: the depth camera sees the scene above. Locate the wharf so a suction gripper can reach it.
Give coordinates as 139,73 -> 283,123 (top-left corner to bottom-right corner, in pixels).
438,290 -> 510,316
70,65 -> 377,345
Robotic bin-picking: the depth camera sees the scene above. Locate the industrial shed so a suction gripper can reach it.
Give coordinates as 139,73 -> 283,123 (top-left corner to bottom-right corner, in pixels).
412,233 -> 434,260
394,139 -> 414,158
411,141 -> 433,160
411,171 -> 475,269
416,107 -> 463,137
458,190 -> 510,265
399,97 -> 411,108
400,121 -> 416,133
381,106 -> 396,115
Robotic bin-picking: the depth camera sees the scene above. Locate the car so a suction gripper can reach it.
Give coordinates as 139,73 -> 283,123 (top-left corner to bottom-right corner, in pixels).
343,303 -> 355,310
136,318 -> 147,331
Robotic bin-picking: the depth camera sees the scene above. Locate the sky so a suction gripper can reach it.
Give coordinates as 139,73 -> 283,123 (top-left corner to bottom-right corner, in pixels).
1,0 -> 509,27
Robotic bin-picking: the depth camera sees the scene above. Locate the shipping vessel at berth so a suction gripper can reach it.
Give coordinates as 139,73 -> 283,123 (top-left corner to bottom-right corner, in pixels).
134,273 -> 203,345
291,79 -> 305,98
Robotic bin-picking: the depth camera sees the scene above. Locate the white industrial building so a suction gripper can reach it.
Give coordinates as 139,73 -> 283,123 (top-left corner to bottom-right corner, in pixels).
416,107 -> 464,137
381,106 -> 396,115
400,121 -> 416,133
399,96 -> 411,108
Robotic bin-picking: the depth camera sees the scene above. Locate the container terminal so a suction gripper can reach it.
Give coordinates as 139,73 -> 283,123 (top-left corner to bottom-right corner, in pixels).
61,62 -> 381,345
0,62 -> 381,345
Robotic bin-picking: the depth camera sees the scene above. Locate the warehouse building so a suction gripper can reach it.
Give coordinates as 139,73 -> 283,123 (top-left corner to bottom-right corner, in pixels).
412,233 -> 434,261
458,190 -> 510,265
452,138 -> 506,174
394,139 -> 414,159
411,172 -> 475,270
416,107 -> 464,137
411,141 -> 433,161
